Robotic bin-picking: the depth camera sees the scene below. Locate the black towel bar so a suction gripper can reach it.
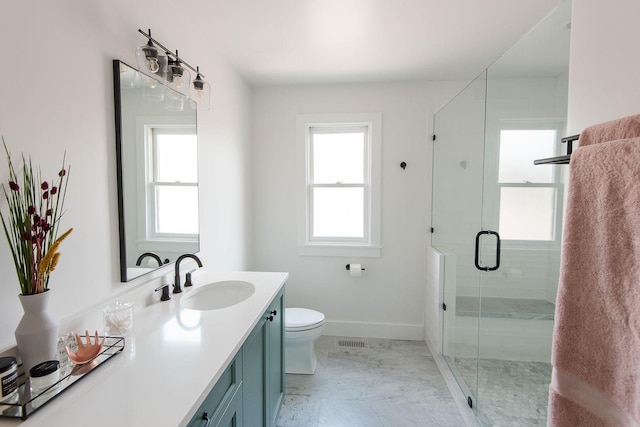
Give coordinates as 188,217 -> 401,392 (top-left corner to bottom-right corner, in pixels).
534,134 -> 579,165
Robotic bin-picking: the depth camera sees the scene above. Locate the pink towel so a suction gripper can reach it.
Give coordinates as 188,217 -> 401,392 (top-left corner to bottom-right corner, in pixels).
549,124 -> 640,425
578,113 -> 640,147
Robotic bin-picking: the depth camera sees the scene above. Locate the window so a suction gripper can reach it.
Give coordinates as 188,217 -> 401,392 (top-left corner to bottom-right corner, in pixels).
297,113 -> 381,257
147,127 -> 198,240
497,128 -> 563,242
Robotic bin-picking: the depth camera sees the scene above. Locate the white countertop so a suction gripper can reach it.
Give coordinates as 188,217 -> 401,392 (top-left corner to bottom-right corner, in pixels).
0,270 -> 288,427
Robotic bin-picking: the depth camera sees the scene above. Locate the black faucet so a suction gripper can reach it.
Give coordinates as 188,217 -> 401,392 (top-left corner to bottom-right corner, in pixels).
154,284 -> 171,301
136,252 -> 163,267
174,254 -> 203,294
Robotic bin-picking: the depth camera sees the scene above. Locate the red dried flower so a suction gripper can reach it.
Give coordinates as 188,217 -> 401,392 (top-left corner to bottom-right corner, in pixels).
58,169 -> 66,177
28,205 -> 36,215
51,186 -> 58,195
41,181 -> 49,191
42,191 -> 49,200
9,181 -> 19,191
46,209 -> 53,216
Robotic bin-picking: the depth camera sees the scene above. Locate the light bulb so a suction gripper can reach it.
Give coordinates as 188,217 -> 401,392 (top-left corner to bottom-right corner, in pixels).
173,74 -> 184,89
167,89 -> 181,100
147,57 -> 159,73
191,68 -> 211,109
142,76 -> 164,102
145,77 -> 158,89
167,51 -> 190,92
135,32 -> 167,78
193,78 -> 204,97
141,43 -> 160,74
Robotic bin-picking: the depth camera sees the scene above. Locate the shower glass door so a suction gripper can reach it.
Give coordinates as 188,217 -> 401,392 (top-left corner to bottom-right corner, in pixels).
432,70 -> 487,414
433,2 -> 570,425
476,2 -> 569,424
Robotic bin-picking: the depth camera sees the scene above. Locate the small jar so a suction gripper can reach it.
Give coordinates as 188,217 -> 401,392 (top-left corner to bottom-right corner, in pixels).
57,336 -> 70,376
30,360 -> 60,395
0,357 -> 18,403
103,299 -> 134,336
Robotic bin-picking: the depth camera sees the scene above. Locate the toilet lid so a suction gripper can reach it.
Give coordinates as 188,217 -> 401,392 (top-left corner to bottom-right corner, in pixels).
285,308 -> 325,331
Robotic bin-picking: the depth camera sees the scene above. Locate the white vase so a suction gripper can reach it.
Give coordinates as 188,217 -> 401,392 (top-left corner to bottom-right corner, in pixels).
14,291 -> 58,375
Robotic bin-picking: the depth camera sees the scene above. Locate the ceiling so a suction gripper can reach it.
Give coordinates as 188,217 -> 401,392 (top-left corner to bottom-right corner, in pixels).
185,0 -> 567,86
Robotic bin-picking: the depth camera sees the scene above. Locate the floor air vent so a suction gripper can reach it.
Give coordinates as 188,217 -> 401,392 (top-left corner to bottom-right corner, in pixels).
337,340 -> 368,348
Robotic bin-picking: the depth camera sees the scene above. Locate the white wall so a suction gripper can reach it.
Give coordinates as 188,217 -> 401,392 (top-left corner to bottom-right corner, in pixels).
0,0 -> 252,349
252,82 -> 435,339
567,0 -> 640,133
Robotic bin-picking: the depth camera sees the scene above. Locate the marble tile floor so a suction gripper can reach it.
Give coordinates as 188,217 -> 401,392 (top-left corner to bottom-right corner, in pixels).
276,336 -> 467,427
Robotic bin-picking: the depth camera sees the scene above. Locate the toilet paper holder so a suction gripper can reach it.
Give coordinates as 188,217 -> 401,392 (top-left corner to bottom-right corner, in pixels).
345,264 -> 365,271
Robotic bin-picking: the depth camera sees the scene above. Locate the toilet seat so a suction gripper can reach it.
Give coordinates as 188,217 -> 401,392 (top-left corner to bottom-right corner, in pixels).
285,308 -> 325,332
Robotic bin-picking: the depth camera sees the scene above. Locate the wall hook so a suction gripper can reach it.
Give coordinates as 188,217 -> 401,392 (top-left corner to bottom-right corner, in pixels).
400,161 -> 407,170
345,264 -> 365,271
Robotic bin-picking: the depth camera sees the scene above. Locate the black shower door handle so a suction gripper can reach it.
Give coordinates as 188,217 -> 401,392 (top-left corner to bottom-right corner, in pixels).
474,230 -> 501,271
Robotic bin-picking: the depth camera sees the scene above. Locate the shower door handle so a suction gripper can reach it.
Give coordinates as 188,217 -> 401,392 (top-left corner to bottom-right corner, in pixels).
474,230 -> 501,271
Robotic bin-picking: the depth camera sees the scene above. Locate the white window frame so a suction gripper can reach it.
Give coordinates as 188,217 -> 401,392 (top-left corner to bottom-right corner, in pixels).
135,116 -> 198,253
490,120 -> 565,249
147,126 -> 198,240
296,113 -> 382,257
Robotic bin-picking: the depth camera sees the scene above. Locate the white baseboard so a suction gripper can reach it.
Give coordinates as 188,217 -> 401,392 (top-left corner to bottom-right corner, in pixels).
322,320 -> 424,341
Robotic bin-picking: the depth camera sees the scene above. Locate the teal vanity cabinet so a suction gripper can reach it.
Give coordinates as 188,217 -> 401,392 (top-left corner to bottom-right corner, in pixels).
266,291 -> 284,427
187,352 -> 243,427
243,290 -> 285,427
188,289 -> 284,427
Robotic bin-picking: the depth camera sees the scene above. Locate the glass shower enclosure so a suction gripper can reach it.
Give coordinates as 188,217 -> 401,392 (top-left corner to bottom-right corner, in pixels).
432,1 -> 571,425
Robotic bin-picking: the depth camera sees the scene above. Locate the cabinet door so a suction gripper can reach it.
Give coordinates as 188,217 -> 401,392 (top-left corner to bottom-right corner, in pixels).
242,316 -> 267,426
216,384 -> 243,427
266,292 -> 284,427
188,352 -> 242,427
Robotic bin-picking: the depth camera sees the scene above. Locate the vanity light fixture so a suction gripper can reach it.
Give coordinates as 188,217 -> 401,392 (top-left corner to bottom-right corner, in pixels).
192,67 -> 211,110
135,29 -> 167,75
136,29 -> 210,109
166,50 -> 190,91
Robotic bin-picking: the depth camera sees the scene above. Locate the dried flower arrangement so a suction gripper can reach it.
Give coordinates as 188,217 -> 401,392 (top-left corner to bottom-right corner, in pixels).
0,139 -> 72,295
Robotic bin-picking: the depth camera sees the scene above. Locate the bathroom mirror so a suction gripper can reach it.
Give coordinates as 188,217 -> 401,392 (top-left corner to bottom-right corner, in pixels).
113,60 -> 199,282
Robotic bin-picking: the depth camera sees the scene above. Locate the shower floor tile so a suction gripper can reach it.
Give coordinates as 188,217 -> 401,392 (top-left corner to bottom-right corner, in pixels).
277,336 -> 466,427
453,357 -> 552,427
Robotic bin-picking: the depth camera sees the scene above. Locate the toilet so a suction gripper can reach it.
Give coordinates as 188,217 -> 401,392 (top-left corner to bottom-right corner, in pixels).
285,308 -> 325,374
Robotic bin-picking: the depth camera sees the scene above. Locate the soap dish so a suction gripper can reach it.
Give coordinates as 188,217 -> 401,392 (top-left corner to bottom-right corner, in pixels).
65,330 -> 105,365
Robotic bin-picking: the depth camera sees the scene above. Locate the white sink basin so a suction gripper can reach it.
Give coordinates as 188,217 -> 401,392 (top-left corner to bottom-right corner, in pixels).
180,281 -> 255,310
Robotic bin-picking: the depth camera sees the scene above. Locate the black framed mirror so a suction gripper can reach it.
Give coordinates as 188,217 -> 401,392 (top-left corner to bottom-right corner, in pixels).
113,60 -> 200,281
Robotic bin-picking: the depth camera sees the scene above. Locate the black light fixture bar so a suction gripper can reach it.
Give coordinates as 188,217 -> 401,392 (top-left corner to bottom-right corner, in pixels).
137,29 -> 205,78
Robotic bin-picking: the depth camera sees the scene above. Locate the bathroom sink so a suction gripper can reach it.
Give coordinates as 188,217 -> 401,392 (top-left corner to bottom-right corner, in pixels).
180,281 -> 255,310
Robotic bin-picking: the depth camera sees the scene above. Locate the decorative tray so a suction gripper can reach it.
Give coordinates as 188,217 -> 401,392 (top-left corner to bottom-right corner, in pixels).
0,336 -> 125,419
